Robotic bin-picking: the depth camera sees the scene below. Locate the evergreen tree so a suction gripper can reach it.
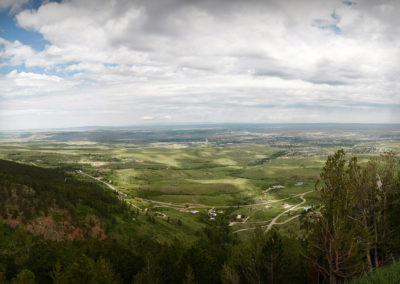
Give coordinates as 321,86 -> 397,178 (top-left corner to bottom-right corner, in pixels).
305,150 -> 365,284
11,269 -> 36,284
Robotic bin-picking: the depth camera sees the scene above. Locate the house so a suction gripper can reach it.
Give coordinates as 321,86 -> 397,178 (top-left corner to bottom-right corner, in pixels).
189,210 -> 199,214
282,203 -> 291,209
236,215 -> 242,220
272,185 -> 285,189
208,209 -> 217,217
295,182 -> 303,186
304,206 -> 312,212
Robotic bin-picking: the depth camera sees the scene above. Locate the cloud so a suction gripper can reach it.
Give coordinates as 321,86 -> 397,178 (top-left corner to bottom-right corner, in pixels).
0,0 -> 399,129
0,0 -> 29,13
0,70 -> 78,98
140,116 -> 153,120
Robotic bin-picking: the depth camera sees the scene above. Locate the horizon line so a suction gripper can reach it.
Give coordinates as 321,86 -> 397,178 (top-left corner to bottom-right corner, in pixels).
2,122 -> 400,132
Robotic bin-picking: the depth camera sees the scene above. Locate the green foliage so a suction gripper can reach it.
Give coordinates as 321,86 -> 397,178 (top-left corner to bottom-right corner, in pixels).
62,255 -> 120,284
1,145 -> 399,284
304,150 -> 400,283
349,261 -> 400,284
225,228 -> 309,284
0,139 -> 327,242
11,269 -> 36,284
250,150 -> 287,165
306,150 -> 365,282
0,159 -> 131,235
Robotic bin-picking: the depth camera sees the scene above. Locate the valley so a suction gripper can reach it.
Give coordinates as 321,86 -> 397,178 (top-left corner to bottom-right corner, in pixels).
1,124 -> 399,242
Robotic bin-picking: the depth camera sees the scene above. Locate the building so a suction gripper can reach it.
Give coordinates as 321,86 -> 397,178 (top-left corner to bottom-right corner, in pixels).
304,205 -> 312,212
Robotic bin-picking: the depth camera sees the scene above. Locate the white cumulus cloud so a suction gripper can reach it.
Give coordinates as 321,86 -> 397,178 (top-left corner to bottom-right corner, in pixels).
0,0 -> 399,129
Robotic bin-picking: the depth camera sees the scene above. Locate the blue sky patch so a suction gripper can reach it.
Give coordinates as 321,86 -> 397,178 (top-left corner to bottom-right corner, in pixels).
343,1 -> 356,6
0,10 -> 50,51
313,19 -> 341,34
0,0 -> 62,51
312,10 -> 341,34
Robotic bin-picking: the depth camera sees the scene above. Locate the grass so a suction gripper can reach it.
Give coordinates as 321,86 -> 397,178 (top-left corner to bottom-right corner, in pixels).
187,178 -> 251,190
0,135 -> 396,242
349,261 -> 400,284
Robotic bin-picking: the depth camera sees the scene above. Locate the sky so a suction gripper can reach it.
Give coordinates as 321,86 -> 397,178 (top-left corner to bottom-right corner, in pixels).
0,0 -> 399,130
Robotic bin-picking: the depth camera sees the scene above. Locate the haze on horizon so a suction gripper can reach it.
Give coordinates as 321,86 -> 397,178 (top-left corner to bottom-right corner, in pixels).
0,0 -> 399,130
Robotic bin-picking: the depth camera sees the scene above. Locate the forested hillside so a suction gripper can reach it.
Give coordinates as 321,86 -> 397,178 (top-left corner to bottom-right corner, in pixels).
0,159 -> 132,241
0,151 -> 399,283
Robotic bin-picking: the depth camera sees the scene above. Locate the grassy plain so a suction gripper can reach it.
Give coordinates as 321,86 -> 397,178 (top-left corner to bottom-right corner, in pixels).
0,124 -> 399,242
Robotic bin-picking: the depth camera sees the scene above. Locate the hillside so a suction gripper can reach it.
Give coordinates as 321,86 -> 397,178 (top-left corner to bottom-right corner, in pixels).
0,150 -> 399,283
0,159 -> 142,283
0,159 -> 131,241
0,158 -> 309,283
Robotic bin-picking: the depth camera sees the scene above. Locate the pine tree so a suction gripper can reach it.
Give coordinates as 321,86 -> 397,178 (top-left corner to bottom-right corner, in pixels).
305,150 -> 365,284
11,269 -> 36,284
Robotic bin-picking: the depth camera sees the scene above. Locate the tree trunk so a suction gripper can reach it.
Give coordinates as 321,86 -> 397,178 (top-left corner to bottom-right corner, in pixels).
373,206 -> 379,268
328,239 -> 336,284
329,273 -> 337,284
363,212 -> 373,272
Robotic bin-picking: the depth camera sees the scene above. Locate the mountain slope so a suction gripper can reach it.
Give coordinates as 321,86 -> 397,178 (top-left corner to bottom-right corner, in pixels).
0,159 -> 131,241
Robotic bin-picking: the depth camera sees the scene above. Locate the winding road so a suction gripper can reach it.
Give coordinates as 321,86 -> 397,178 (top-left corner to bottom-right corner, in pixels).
232,190 -> 312,234
79,170 -> 313,231
264,190 -> 312,233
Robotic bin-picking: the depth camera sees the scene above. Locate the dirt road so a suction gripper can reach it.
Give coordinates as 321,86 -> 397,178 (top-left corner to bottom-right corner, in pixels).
264,191 -> 312,233
78,171 -> 142,211
79,170 -> 312,230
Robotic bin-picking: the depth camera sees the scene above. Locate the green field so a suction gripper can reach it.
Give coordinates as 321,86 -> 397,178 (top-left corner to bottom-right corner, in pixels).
1,125 -> 399,241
